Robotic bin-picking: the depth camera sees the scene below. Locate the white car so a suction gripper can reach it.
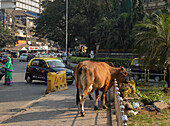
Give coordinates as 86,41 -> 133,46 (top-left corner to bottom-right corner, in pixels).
19,53 -> 30,62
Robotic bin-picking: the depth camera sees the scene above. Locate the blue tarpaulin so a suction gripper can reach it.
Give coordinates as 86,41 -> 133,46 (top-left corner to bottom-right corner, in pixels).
26,11 -> 39,18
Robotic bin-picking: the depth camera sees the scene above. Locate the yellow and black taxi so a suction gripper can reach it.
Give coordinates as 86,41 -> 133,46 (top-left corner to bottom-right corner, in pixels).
25,58 -> 74,85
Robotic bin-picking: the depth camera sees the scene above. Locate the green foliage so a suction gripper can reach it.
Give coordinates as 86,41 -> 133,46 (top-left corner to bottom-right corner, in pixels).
127,111 -> 135,117
135,88 -> 163,105
128,108 -> 170,125
68,56 -> 132,67
35,0 -> 146,51
91,0 -> 146,51
0,22 -> 15,47
128,85 -> 170,126
133,9 -> 170,68
35,0 -> 65,47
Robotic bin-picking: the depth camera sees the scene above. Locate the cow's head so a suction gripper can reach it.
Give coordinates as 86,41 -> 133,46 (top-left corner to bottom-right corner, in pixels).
116,66 -> 128,84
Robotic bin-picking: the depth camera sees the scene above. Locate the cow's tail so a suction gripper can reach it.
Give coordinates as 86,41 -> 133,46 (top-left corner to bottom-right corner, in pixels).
76,87 -> 79,105
76,65 -> 83,105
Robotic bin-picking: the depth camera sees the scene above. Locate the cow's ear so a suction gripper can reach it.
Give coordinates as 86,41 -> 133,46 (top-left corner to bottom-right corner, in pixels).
120,66 -> 123,71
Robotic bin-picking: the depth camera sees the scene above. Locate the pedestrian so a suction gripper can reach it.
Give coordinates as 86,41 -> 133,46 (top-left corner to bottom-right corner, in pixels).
89,50 -> 95,59
3,57 -> 13,85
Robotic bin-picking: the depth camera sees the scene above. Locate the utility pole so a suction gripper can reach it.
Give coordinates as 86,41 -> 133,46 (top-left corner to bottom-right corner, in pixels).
66,0 -> 68,59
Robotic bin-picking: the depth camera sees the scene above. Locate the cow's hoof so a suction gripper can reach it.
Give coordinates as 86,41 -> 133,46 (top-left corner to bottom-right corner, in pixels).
81,111 -> 85,117
103,105 -> 108,109
94,106 -> 98,110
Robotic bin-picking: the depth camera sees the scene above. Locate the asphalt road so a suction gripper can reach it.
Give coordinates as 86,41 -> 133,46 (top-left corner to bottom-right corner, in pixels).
0,59 -> 47,122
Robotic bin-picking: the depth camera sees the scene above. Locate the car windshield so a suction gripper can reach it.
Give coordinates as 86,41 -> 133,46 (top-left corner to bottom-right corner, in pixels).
133,60 -> 139,66
22,53 -> 28,56
47,60 -> 65,68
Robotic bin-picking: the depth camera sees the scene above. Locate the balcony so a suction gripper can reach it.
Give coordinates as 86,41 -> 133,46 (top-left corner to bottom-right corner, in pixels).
1,0 -> 15,2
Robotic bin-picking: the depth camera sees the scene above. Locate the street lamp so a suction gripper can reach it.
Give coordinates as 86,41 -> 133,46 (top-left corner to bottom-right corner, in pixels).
65,0 -> 68,59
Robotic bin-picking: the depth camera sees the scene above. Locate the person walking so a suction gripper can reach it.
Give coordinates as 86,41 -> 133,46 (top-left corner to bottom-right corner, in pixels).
3,57 -> 13,85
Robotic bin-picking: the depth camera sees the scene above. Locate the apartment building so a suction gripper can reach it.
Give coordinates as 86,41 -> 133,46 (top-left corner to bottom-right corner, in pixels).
0,0 -> 40,14
1,10 -> 38,46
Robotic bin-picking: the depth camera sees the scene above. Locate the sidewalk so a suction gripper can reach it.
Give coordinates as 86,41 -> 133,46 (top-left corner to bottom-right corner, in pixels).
0,83 -> 117,126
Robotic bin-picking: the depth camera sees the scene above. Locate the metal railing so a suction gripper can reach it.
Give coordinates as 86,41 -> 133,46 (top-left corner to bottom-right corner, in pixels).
128,69 -> 167,87
114,79 -> 127,126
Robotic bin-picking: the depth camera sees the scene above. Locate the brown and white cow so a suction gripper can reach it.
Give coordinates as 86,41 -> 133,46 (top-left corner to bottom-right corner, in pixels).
74,60 -> 128,116
74,61 -> 114,101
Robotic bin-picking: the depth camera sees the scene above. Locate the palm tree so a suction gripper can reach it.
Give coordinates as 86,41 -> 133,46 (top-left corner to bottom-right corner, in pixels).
133,10 -> 170,87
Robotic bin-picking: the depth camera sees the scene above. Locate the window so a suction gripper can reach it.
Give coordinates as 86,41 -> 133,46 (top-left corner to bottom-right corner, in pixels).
40,60 -> 47,68
132,60 -> 139,66
47,60 -> 65,68
31,60 -> 39,66
21,53 -> 28,56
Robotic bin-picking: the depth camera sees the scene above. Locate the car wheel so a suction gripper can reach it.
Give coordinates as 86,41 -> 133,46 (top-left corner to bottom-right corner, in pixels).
26,75 -> 32,83
19,60 -> 21,62
45,77 -> 47,83
154,76 -> 160,82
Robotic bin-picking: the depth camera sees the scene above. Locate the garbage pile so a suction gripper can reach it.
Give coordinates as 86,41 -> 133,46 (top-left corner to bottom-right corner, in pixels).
119,80 -> 170,116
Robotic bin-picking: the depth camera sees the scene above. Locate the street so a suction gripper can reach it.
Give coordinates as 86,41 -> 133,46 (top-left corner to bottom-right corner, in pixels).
0,59 -> 47,122
0,59 -> 116,126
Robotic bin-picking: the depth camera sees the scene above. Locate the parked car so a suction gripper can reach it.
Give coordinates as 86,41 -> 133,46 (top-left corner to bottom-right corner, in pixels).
0,62 -> 5,80
1,55 -> 13,64
130,58 -> 167,81
11,51 -> 17,58
1,55 -> 7,63
19,53 -> 31,62
25,58 -> 74,85
62,52 -> 67,63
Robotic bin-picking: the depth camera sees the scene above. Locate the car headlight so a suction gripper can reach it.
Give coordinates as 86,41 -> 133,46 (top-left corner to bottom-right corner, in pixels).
71,70 -> 74,75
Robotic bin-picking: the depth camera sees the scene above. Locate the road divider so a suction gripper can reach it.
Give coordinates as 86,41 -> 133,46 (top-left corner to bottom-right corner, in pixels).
45,71 -> 68,94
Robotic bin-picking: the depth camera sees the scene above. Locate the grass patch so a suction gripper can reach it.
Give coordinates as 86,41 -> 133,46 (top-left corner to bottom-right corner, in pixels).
127,85 -> 170,125
127,108 -> 170,126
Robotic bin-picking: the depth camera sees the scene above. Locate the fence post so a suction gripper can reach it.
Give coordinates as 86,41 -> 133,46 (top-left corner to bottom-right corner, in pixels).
144,69 -> 146,85
164,70 -> 166,87
147,69 -> 149,85
129,69 -> 131,80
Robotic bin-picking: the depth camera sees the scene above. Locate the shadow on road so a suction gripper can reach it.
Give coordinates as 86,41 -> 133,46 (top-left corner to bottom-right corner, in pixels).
1,91 -> 109,126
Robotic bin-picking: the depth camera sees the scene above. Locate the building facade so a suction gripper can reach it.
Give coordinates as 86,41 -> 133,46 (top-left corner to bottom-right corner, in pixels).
0,10 -> 38,47
0,0 -> 40,14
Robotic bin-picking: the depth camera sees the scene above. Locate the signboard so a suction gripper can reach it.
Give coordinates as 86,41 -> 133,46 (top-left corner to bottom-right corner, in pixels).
39,46 -> 48,50
18,40 -> 26,44
27,35 -> 31,38
28,46 -> 39,50
28,46 -> 48,50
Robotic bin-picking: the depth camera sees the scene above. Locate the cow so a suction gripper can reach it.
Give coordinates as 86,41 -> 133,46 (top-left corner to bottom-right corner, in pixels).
74,60 -> 128,116
74,61 -> 114,101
